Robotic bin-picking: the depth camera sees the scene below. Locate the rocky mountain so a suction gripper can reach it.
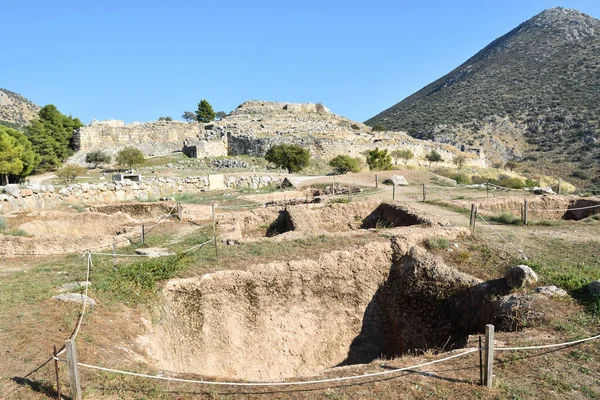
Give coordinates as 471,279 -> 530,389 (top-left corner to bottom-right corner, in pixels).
366,7 -> 600,185
0,88 -> 40,129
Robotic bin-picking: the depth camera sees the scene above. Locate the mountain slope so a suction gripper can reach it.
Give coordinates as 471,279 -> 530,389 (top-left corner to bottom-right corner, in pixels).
366,7 -> 600,184
0,88 -> 40,129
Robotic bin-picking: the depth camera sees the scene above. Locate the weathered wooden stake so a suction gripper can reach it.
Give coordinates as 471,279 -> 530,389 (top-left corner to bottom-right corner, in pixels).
141,224 -> 145,245
53,345 -> 61,399
473,206 -> 478,231
348,185 -> 352,201
112,241 -> 117,270
470,204 -> 476,229
375,174 -> 378,188
423,184 -> 427,202
212,202 -> 218,263
65,339 -> 81,400
484,324 -> 495,388
392,184 -> 396,200
558,179 -> 562,195
332,175 -> 336,195
177,202 -> 183,221
523,200 -> 529,226
479,336 -> 483,386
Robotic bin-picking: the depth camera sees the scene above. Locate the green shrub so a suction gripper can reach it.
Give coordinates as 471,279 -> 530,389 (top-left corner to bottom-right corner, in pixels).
7,228 -> 28,236
85,150 -> 112,168
490,212 -> 521,225
115,147 -> 145,170
471,175 -> 490,185
350,124 -> 360,130
56,164 -> 87,183
371,124 -> 386,132
331,198 -> 350,204
328,155 -> 361,174
365,147 -> 393,171
498,175 -> 525,189
572,170 -> 590,180
265,144 -> 310,173
525,178 -> 539,188
452,172 -> 472,185
426,236 -> 449,250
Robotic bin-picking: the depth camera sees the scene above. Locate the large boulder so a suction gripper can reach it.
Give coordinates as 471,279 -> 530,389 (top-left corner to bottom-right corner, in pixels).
506,265 -> 538,288
588,280 -> 600,296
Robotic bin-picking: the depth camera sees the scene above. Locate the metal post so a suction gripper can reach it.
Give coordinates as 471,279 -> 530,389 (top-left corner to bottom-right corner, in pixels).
212,202 -> 218,263
53,345 -> 61,399
484,324 -> 495,388
112,241 -> 117,270
65,339 -> 82,400
524,200 -> 529,226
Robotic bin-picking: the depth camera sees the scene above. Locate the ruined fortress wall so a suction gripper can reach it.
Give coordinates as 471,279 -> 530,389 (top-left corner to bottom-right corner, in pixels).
73,120 -> 214,156
228,134 -> 486,168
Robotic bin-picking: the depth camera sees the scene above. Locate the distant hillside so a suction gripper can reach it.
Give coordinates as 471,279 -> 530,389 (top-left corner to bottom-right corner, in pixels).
366,7 -> 600,185
0,88 -> 40,129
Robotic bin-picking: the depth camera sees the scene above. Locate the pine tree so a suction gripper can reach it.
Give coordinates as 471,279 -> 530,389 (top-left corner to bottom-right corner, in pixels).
195,100 -> 216,123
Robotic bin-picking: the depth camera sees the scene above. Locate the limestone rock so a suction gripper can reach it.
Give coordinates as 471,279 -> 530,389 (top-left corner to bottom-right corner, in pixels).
135,247 -> 175,258
506,265 -> 538,288
53,293 -> 96,307
534,285 -> 568,297
58,281 -> 91,293
390,175 -> 409,186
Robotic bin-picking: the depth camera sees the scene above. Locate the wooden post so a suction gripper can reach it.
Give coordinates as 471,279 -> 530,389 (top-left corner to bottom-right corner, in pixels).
392,184 -> 396,200
212,202 -> 218,263
558,179 -> 561,195
422,184 -> 427,202
177,202 -> 183,222
523,200 -> 529,226
470,204 -> 476,230
65,339 -> 82,400
375,174 -> 378,188
112,241 -> 117,270
486,181 -> 489,198
53,345 -> 61,400
332,175 -> 336,195
479,336 -> 483,386
484,324 -> 495,388
348,185 -> 352,202
141,224 -> 145,245
473,206 -> 478,231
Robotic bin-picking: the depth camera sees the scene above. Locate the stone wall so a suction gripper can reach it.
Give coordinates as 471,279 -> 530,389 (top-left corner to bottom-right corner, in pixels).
73,120 -> 226,158
0,175 -> 282,214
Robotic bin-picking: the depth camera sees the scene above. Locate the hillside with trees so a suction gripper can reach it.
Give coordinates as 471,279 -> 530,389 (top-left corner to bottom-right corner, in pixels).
0,89 -> 41,129
366,7 -> 600,186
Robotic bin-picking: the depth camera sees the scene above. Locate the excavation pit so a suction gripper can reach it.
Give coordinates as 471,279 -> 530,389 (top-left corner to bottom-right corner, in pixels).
473,196 -> 600,221
220,200 -> 441,241
143,239 -> 515,381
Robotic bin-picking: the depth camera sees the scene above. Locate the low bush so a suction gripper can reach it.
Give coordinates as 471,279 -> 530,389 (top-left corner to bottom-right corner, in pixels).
498,175 -> 525,189
426,236 -> 449,250
452,172 -> 472,185
490,213 -> 522,225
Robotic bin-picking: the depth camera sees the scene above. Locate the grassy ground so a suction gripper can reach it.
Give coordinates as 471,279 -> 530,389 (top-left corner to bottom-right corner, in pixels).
2,174 -> 600,399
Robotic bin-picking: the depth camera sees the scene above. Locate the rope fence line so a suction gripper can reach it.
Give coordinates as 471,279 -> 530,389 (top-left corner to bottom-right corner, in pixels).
526,204 -> 600,213
494,333 -> 600,351
65,349 -> 479,387
477,214 -> 528,260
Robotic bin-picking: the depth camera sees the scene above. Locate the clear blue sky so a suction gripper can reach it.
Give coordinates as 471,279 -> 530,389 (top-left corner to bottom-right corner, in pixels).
2,0 -> 600,124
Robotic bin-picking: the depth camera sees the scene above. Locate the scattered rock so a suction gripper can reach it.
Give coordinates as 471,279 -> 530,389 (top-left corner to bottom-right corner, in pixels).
534,285 -> 568,297
135,247 -> 175,258
58,281 -> 91,293
389,175 -> 409,186
506,265 -> 538,288
53,293 -> 96,307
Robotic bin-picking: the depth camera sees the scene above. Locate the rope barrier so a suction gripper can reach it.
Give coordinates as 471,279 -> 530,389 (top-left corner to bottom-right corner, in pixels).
494,333 -> 600,351
477,214 -> 528,260
75,349 -> 478,387
144,204 -> 179,233
181,238 -> 215,254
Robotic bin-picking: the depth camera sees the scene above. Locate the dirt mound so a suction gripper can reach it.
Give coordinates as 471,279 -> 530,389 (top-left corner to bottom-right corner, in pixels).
18,211 -> 137,236
0,234 -> 129,256
89,202 -> 176,219
143,237 -> 516,381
